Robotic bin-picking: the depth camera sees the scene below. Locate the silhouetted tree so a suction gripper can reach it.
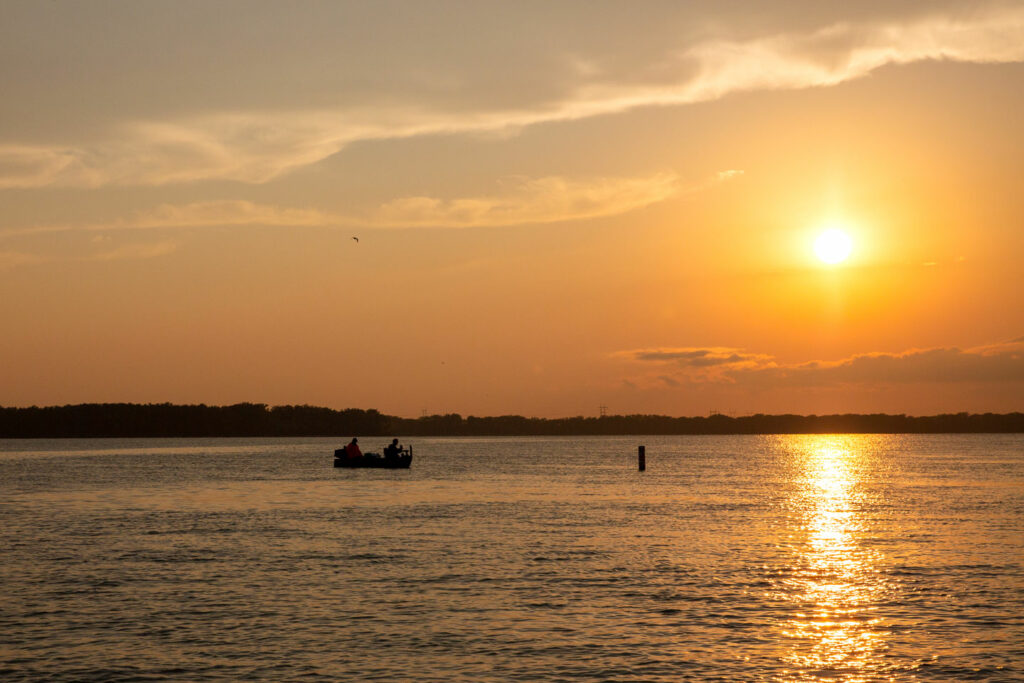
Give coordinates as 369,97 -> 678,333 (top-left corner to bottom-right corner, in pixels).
0,403 -> 1021,438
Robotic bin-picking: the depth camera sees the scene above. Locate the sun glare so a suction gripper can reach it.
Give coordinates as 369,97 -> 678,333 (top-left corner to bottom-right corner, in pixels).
814,227 -> 853,265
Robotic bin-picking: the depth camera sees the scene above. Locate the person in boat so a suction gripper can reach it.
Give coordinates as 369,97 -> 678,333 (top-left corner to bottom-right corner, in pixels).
384,438 -> 403,458
345,438 -> 363,459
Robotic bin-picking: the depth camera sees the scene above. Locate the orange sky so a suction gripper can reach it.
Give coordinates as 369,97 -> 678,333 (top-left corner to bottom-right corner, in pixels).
1,1 -> 1022,417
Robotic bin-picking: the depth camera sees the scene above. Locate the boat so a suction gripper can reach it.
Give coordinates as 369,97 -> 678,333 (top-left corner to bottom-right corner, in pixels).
333,445 -> 413,469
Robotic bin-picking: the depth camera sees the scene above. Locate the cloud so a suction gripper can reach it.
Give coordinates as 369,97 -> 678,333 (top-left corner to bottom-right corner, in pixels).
715,170 -> 744,182
366,172 -> 681,228
0,250 -> 46,269
1,172 -> 696,236
742,345 -> 1024,386
622,347 -> 771,369
0,241 -> 176,270
2,7 -> 1022,188
90,241 -> 178,262
0,146 -> 97,189
129,201 -> 334,229
622,339 -> 1024,388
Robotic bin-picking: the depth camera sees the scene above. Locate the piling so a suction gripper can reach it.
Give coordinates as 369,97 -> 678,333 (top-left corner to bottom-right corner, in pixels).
638,445 -> 646,471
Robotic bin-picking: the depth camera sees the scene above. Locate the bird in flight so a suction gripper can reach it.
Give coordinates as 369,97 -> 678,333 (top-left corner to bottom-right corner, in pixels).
352,236 -> 359,243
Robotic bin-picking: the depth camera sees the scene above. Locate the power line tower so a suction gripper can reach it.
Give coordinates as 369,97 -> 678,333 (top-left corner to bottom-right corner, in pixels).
599,405 -> 608,418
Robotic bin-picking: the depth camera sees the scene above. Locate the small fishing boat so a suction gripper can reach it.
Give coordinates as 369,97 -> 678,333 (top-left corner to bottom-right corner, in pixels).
333,445 -> 413,469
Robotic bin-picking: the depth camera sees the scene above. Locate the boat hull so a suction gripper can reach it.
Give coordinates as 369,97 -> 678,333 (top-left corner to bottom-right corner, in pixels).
333,450 -> 412,469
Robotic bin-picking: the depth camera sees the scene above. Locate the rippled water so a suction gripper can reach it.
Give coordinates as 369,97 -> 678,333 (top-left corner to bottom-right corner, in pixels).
1,434 -> 1022,681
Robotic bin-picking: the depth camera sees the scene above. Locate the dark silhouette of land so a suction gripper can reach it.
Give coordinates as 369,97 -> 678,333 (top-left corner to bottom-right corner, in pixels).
1,403 -> 1022,438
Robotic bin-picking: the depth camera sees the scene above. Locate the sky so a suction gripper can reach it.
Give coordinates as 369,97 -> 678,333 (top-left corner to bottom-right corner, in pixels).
1,0 -> 1023,418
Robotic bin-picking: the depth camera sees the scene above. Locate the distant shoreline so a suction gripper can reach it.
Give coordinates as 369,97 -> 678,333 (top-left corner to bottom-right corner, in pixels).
1,403 -> 1022,438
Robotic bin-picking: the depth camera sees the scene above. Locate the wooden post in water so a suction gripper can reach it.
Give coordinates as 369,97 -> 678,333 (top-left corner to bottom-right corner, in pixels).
638,445 -> 646,471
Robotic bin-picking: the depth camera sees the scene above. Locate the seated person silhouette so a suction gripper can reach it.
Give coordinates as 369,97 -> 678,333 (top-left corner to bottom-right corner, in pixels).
345,438 -> 363,459
384,438 -> 403,458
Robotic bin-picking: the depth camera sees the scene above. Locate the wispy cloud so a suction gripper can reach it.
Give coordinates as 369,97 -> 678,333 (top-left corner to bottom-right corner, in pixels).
90,240 -> 178,262
0,250 -> 46,269
128,201 -> 334,230
365,172 -> 681,228
2,171 -> 697,237
2,8 -> 1022,188
624,347 -> 771,369
0,146 -> 95,189
740,343 -> 1024,386
622,339 -> 1024,388
0,241 -> 176,270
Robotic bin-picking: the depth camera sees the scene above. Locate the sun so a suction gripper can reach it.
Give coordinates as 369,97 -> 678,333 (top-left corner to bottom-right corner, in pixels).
814,227 -> 852,265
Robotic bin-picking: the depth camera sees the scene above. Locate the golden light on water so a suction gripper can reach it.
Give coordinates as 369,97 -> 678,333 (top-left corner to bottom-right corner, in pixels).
779,436 -> 891,680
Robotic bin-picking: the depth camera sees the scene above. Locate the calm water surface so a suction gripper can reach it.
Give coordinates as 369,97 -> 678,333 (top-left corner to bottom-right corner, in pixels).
1,435 -> 1022,681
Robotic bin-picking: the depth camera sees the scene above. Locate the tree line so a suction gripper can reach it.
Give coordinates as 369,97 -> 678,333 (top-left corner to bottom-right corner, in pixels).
1,403 -> 1022,438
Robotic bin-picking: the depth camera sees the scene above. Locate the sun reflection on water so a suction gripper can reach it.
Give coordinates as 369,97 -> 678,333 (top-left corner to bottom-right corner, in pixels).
778,435 -> 892,681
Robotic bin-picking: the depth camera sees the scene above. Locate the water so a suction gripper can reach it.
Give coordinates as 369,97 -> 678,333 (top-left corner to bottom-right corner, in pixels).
1,434 -> 1022,681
